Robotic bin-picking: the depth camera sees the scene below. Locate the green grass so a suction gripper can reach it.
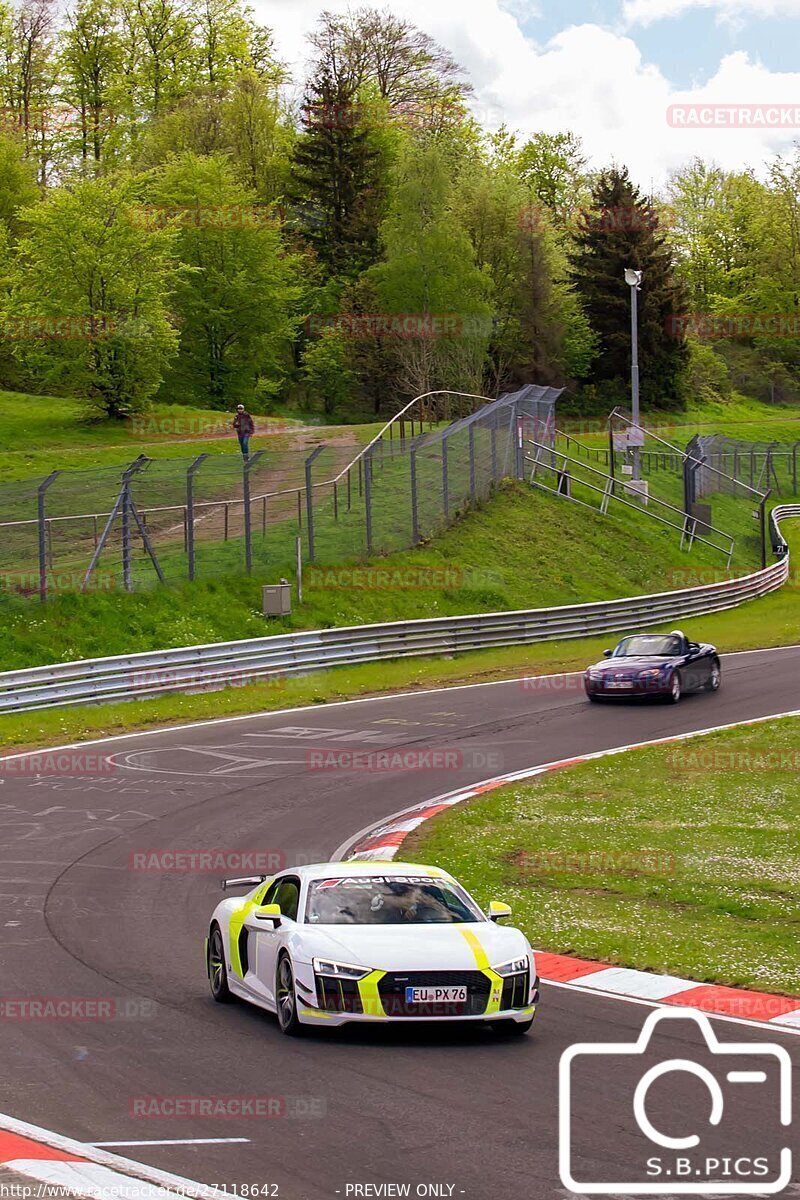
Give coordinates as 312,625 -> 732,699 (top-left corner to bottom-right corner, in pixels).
0,480 -> 753,670
0,388 -> 382,478
407,717 -> 800,996
1,518 -> 799,755
562,393 -> 800,446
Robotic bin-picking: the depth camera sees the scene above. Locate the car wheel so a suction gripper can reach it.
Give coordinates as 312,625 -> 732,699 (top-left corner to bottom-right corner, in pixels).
706,660 -> 722,692
667,671 -> 682,704
586,693 -> 602,703
276,954 -> 303,1036
207,924 -> 232,1003
492,1016 -> 534,1037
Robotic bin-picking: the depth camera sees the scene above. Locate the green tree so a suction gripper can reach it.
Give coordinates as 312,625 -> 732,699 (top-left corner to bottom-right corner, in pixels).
369,139 -> 492,396
301,325 -> 355,416
516,131 -> 588,227
289,68 -> 388,277
151,152 -> 299,407
0,130 -> 39,235
59,0 -> 124,171
5,174 -> 179,416
569,166 -> 688,409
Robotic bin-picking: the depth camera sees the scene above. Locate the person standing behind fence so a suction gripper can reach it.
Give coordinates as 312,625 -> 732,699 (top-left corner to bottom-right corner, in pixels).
233,405 -> 255,458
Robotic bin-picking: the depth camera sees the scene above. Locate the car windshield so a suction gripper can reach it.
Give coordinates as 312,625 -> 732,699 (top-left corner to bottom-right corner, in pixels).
613,635 -> 683,658
306,875 -> 483,925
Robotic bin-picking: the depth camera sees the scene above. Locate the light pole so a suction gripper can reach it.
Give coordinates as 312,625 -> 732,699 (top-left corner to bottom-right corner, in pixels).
624,267 -> 643,481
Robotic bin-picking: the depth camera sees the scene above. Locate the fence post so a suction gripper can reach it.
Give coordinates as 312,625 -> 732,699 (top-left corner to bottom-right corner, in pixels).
304,445 -> 325,563
243,450 -> 265,574
410,441 -> 419,545
186,454 -> 207,582
469,423 -> 477,500
793,444 -> 798,495
119,456 -> 149,593
490,422 -> 497,482
514,404 -> 524,481
364,447 -> 373,555
442,437 -> 449,519
36,471 -> 59,603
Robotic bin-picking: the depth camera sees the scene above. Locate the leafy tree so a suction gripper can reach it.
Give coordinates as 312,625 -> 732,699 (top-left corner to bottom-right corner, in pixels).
301,325 -> 355,416
5,174 -> 179,416
308,6 -> 471,128
369,139 -> 492,397
59,0 -> 124,170
516,131 -> 588,227
569,166 -> 688,409
0,130 -> 39,235
151,152 -> 299,407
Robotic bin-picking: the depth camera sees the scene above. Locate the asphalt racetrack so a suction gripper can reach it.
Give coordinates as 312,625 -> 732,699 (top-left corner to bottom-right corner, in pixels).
1,646 -> 798,1199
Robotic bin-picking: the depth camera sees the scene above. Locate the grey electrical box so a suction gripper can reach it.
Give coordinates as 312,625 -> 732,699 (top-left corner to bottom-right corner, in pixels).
263,583 -> 292,616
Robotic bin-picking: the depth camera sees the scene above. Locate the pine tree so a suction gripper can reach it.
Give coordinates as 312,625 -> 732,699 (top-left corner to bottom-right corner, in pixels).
569,167 -> 689,410
289,69 -> 386,277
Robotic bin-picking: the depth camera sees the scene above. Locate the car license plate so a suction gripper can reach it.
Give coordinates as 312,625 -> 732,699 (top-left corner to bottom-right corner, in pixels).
405,986 -> 468,1004
606,681 -> 633,689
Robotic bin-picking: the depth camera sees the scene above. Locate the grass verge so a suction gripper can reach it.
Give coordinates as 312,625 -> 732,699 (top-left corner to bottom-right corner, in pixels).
406,717 -> 800,996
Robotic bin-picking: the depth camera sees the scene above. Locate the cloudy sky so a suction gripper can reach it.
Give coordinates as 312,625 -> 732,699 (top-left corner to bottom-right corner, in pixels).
255,0 -> 800,188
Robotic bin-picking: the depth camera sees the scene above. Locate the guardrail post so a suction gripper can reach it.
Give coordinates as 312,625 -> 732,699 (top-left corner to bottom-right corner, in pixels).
410,441 -> 419,545
364,447 -> 373,555
36,471 -> 59,603
186,454 -> 207,582
442,437 -> 449,519
304,445 -> 325,563
243,450 -> 265,574
759,492 -> 771,570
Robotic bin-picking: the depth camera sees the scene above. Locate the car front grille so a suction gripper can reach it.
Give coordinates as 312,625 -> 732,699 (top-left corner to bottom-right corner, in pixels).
500,969 -> 530,1010
377,970 -> 491,1017
316,976 -> 363,1014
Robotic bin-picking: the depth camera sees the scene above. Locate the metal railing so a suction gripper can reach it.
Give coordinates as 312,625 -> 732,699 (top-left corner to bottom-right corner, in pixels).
0,506 -> 795,714
525,437 -> 737,566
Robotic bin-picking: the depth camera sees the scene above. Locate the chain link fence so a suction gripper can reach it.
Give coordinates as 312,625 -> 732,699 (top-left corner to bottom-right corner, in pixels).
0,389 -> 560,602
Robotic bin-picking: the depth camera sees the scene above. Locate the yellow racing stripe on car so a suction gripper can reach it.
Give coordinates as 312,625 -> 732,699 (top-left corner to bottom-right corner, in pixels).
458,928 -> 504,1014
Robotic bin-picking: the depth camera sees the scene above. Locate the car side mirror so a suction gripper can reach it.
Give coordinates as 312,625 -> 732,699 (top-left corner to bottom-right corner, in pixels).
688,642 -> 700,652
602,649 -> 613,658
249,903 -> 281,928
487,900 -> 512,922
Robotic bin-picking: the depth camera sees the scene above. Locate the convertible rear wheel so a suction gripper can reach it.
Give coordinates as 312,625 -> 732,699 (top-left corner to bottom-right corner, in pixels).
666,671 -> 682,704
706,661 -> 722,692
207,925 -> 232,1003
276,954 -> 303,1036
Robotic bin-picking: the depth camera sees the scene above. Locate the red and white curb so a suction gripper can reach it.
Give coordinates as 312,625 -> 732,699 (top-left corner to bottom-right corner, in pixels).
0,1114 -> 231,1199
338,709 -> 800,1034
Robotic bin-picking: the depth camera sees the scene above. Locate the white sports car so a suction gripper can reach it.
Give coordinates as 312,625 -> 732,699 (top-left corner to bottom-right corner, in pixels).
206,861 -> 539,1036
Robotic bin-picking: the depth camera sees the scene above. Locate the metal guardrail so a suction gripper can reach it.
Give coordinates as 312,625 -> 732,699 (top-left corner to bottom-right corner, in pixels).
0,505 -> 796,715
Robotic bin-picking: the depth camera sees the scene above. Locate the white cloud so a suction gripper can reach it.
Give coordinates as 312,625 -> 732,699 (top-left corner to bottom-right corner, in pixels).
255,0 -> 800,188
622,0 -> 800,26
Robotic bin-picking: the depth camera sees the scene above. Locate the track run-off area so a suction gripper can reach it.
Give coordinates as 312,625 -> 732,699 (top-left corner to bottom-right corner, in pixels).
1,645 -> 799,1200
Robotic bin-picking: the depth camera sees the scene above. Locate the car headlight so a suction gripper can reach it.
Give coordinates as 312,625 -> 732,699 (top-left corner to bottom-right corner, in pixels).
638,668 -> 661,679
492,956 -> 529,977
313,957 -> 371,980
587,669 -> 603,680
